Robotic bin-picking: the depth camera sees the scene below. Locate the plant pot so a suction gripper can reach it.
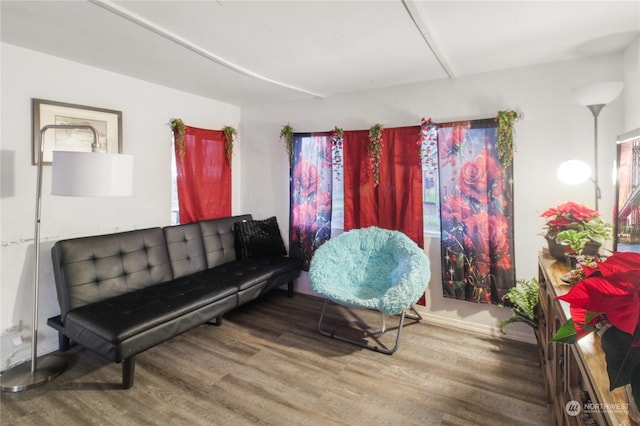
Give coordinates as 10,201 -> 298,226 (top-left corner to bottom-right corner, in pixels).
565,254 -> 579,269
583,241 -> 601,256
546,237 -> 566,261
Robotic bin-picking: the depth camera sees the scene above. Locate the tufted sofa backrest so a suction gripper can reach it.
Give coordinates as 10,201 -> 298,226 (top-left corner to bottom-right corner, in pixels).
51,227 -> 173,321
163,222 -> 208,279
199,214 -> 252,268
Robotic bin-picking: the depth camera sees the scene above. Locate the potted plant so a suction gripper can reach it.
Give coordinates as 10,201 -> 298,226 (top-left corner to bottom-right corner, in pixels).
541,201 -> 611,260
499,278 -> 539,332
552,251 -> 640,413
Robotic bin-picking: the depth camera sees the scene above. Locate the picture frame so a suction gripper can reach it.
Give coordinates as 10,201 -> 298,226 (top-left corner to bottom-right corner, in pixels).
613,127 -> 640,253
32,98 -> 122,165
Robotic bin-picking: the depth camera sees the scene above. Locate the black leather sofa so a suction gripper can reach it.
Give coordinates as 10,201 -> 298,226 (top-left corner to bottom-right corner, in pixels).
47,214 -> 301,388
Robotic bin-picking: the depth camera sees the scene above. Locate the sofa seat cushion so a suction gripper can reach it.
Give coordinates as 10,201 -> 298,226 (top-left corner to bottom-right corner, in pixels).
64,276 -> 237,345
197,257 -> 301,291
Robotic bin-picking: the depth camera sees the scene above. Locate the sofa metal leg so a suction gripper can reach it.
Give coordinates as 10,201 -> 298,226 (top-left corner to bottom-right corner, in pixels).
122,357 -> 135,389
207,315 -> 223,326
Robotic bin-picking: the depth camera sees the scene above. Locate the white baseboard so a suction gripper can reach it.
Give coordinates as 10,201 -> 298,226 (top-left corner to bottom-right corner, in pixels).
414,310 -> 537,345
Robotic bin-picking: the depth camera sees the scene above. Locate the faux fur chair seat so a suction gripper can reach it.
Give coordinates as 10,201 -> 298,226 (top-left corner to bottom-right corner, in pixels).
309,226 -> 430,354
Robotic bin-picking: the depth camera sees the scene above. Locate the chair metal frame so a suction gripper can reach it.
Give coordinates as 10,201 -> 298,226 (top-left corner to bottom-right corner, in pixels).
317,298 -> 423,355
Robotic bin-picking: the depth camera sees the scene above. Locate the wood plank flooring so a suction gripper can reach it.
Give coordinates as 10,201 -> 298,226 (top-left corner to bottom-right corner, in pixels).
1,291 -> 548,426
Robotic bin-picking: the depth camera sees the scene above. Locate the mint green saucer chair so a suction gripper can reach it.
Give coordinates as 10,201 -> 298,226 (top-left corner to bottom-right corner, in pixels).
309,227 -> 430,354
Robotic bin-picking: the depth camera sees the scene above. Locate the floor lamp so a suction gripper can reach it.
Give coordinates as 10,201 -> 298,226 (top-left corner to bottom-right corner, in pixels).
0,125 -> 133,392
567,81 -> 624,212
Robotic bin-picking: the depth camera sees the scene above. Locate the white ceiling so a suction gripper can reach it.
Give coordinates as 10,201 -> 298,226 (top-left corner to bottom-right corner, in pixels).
2,0 -> 639,106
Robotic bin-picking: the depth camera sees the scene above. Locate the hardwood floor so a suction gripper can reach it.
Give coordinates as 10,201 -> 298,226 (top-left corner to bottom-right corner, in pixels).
1,291 -> 548,426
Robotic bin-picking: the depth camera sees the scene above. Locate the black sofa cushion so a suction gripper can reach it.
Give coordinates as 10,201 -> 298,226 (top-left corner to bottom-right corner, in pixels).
51,228 -> 173,321
198,257 -> 300,291
63,276 -> 238,362
198,256 -> 301,305
234,216 -> 287,261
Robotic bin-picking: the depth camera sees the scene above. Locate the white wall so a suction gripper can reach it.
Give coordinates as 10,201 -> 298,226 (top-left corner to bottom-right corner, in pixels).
623,36 -> 640,131
0,43 -> 241,369
241,52 -> 630,343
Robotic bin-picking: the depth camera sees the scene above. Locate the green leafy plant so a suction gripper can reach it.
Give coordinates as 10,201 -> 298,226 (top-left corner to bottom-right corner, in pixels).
499,278 -> 539,331
368,123 -> 383,186
222,125 -> 237,167
541,201 -> 612,257
170,118 -> 186,162
331,126 -> 343,181
496,110 -> 518,168
280,124 -> 294,166
556,218 -> 612,255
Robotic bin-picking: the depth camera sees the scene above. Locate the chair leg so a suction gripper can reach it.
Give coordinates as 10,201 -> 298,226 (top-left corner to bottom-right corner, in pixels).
405,305 -> 423,321
317,299 -> 420,355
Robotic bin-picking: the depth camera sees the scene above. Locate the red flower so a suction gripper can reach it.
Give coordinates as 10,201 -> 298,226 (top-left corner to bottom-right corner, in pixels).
293,160 -> 318,199
459,155 -> 489,203
440,194 -> 473,228
439,126 -> 464,167
541,201 -> 601,238
557,252 -> 640,336
541,201 -> 599,221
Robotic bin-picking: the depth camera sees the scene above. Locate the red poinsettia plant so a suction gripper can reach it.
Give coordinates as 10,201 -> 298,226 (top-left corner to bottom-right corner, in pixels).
541,201 -> 600,239
552,251 -> 640,411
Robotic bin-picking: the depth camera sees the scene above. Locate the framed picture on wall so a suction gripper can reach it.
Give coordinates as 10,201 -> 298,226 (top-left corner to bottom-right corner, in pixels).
32,98 -> 122,165
613,127 -> 640,253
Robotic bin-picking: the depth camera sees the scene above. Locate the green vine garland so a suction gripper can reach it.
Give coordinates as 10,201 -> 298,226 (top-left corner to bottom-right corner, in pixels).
496,110 -> 518,168
280,124 -> 294,166
170,118 -> 186,162
368,123 -> 384,186
331,126 -> 344,181
223,125 -> 237,167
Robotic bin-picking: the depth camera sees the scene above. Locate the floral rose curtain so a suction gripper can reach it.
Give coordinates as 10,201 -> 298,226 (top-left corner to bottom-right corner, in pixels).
289,133 -> 333,270
438,119 -> 515,303
173,125 -> 231,223
343,127 -> 424,247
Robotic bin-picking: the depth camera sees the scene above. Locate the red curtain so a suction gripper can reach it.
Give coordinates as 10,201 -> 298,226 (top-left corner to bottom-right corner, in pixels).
343,126 -> 424,248
174,125 -> 231,223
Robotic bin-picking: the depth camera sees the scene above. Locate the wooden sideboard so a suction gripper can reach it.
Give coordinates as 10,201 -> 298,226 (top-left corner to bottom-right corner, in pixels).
537,254 -> 637,426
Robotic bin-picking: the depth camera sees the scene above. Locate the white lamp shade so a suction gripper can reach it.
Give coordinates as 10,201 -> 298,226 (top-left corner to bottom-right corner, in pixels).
571,81 -> 624,106
557,159 -> 592,185
51,151 -> 133,197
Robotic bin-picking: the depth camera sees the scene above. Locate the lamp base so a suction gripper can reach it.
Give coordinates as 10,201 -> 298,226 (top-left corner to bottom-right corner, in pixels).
0,355 -> 66,392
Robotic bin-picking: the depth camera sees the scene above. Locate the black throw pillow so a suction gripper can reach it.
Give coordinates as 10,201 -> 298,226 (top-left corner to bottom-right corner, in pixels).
234,216 -> 287,260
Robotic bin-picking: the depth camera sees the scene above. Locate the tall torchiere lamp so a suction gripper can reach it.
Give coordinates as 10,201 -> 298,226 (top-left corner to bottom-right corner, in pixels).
565,81 -> 624,211
0,125 -> 133,392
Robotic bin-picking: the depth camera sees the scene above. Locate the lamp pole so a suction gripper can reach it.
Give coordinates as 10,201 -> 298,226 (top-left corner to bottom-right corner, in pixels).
587,104 -> 605,212
1,125 -> 98,392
